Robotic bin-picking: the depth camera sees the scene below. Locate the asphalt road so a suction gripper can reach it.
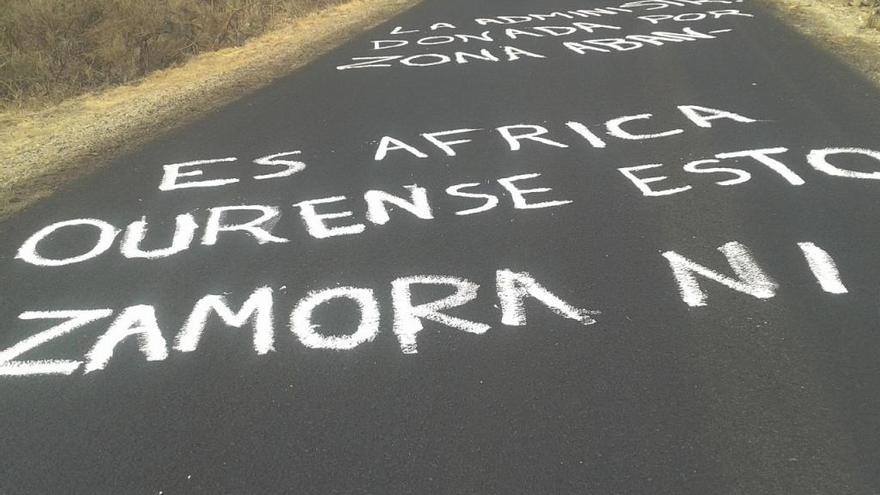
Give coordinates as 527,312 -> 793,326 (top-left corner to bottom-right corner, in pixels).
2,0 -> 880,493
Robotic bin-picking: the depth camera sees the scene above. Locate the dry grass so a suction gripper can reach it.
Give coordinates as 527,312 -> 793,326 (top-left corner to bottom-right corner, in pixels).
846,0 -> 880,29
0,0 -> 346,109
0,0 -> 419,221
867,3 -> 880,29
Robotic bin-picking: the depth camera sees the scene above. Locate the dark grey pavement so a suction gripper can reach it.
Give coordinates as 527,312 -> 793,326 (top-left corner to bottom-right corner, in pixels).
1,0 -> 879,493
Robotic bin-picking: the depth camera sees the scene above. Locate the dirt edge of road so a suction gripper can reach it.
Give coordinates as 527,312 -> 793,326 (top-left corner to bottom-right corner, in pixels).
0,0 -> 419,221
759,0 -> 880,86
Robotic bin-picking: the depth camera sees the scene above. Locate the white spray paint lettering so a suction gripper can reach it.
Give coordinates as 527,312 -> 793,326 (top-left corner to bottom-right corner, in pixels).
662,241 -> 779,307
797,242 -> 849,294
0,310 -> 113,376
83,305 -> 168,373
391,275 -> 490,354
290,287 -> 381,350
175,287 -> 275,355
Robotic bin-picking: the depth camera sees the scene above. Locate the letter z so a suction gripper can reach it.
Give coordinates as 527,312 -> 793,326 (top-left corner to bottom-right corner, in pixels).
336,56 -> 402,70
0,310 -> 113,376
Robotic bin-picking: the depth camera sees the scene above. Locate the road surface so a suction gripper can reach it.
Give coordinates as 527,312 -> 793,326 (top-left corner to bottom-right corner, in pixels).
2,0 -> 879,493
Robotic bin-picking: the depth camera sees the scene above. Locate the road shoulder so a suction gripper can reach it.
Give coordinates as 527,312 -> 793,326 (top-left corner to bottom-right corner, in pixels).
759,0 -> 880,86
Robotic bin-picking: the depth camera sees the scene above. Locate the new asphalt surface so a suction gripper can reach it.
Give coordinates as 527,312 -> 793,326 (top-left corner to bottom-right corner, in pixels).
1,0 -> 880,493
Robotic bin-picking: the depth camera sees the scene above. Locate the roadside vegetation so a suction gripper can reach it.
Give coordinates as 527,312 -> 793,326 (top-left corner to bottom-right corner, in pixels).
764,0 -> 880,85
0,0 -> 417,222
0,0 -> 345,109
862,0 -> 880,29
843,0 -> 880,28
